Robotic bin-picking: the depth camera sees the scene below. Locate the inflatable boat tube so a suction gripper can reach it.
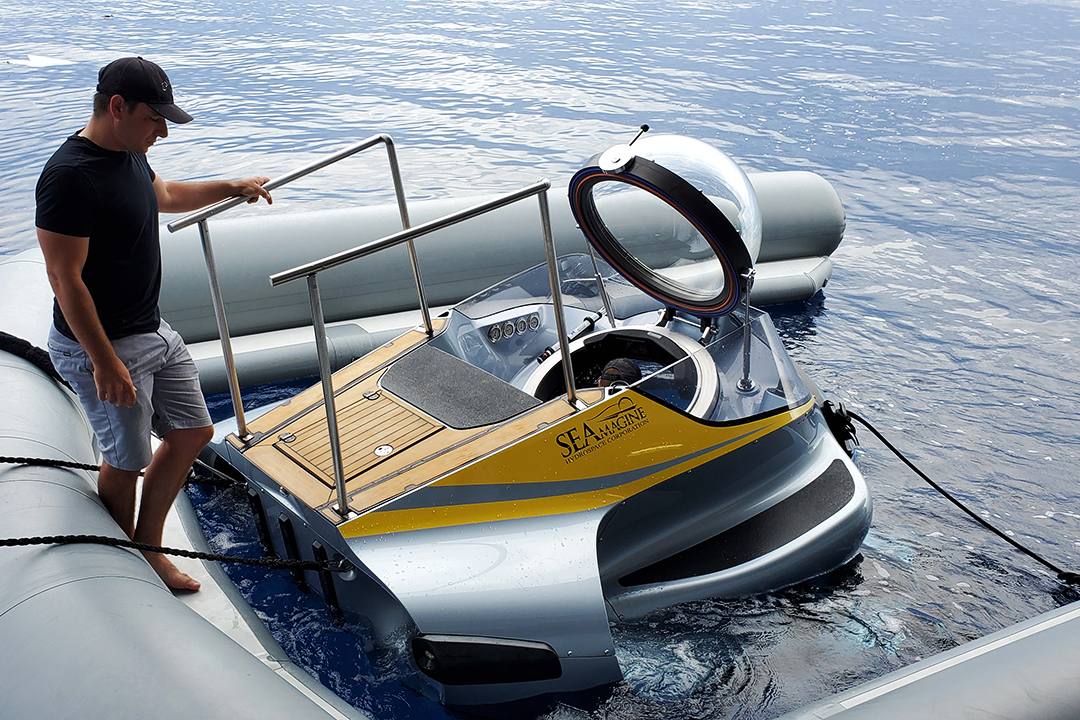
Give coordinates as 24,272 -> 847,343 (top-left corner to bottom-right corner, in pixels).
0,287 -> 350,720
775,600 -> 1080,720
161,171 -> 844,391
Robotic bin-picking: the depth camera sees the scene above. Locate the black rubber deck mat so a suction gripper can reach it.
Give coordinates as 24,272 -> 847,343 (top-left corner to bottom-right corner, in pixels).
380,343 -> 542,430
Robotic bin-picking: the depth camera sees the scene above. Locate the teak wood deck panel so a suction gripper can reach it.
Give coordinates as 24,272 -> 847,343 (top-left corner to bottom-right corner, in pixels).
337,397 -> 577,516
245,389 -> 576,522
243,327 -> 435,438
234,323 -> 593,524
273,391 -> 442,489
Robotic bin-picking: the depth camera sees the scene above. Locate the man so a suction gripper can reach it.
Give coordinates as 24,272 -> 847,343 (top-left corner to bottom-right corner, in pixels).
36,57 -> 272,592
598,358 -> 641,388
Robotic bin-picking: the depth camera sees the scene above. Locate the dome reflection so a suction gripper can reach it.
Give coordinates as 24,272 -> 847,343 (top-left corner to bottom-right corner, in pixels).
569,134 -> 762,317
629,134 -> 762,264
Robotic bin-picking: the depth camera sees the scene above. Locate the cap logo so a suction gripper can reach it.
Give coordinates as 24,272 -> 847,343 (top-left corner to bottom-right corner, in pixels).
96,56 -> 193,124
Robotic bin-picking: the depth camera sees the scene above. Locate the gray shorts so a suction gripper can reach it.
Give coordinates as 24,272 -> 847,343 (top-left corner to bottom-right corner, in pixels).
48,320 -> 212,472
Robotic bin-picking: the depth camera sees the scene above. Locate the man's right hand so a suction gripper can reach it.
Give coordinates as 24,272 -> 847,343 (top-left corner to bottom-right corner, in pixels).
94,355 -> 137,407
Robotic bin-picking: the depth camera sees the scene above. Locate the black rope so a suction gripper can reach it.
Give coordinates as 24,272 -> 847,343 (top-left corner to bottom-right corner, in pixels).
0,534 -> 354,573
0,456 -> 344,573
821,402 -> 1079,586
0,455 -> 101,473
0,330 -> 71,389
0,454 -> 239,487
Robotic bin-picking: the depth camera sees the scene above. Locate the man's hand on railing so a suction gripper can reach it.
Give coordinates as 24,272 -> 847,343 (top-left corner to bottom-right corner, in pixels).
233,176 -> 273,205
157,175 -> 273,214
168,135 -> 395,233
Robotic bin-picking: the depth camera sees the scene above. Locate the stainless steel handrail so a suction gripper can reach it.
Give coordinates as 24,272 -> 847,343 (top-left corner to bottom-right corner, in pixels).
271,181 -> 547,285
168,134 -> 398,233
271,179 -> 580,520
167,134 -> 430,439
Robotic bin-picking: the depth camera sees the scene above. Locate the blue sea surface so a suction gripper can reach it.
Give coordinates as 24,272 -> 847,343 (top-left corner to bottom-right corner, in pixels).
3,0 -> 1080,718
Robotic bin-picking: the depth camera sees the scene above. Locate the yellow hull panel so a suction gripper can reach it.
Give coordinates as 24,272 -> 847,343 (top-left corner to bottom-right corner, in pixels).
340,394 -> 815,538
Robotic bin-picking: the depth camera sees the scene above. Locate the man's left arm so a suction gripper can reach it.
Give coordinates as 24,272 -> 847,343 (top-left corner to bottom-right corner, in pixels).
153,175 -> 273,214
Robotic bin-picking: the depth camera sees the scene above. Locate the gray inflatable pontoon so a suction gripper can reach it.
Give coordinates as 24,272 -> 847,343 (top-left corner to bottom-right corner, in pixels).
163,170 -> 845,393
0,342 -> 360,719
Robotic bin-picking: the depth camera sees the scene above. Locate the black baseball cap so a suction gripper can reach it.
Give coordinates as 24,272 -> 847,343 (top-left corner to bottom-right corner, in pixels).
600,358 -> 642,385
96,56 -> 193,124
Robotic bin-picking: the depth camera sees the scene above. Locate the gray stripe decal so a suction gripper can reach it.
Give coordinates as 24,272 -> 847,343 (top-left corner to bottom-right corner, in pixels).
371,425 -> 764,513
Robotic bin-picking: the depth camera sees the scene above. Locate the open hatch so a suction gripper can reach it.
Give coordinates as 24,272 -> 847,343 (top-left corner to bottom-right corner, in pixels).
568,132 -> 763,317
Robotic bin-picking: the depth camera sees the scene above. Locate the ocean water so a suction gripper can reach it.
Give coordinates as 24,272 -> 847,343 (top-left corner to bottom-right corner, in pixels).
3,0 -> 1080,718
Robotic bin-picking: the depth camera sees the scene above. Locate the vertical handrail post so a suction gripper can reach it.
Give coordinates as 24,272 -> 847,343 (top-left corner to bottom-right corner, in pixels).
383,139 -> 433,336
538,189 -> 579,407
737,268 -> 757,393
197,219 -> 249,438
586,245 -> 616,326
306,274 -> 350,518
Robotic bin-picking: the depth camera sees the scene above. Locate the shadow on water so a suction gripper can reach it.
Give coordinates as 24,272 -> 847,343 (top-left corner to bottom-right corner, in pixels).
187,478 -> 454,720
766,292 -> 828,348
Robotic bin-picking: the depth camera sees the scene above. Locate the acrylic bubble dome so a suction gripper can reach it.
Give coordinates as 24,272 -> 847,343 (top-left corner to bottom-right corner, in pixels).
570,134 -> 763,316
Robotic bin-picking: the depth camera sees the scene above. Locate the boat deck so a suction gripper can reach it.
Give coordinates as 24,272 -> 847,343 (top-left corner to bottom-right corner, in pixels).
230,324 -> 599,522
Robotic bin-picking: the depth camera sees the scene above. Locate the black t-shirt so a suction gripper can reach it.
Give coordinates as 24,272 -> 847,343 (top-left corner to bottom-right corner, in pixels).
35,133 -> 162,341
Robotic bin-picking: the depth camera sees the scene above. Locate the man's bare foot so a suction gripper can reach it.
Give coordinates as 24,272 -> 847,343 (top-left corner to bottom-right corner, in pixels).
143,551 -> 201,592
